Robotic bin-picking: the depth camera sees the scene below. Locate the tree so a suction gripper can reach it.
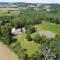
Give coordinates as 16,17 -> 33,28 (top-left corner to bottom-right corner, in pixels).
33,33 -> 46,44
33,34 -> 42,43
26,26 -> 36,33
24,54 -> 28,60
26,32 -> 32,41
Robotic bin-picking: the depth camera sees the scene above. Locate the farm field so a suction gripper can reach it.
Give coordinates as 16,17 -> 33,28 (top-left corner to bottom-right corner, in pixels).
35,22 -> 60,34
0,8 -> 20,16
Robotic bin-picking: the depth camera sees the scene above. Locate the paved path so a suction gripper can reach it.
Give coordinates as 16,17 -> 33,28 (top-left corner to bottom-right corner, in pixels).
0,42 -> 19,60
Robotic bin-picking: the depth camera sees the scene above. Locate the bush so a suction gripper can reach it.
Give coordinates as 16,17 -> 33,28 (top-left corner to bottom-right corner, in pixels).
1,36 -> 10,45
26,32 -> 32,41
33,34 -> 42,43
26,26 -> 36,33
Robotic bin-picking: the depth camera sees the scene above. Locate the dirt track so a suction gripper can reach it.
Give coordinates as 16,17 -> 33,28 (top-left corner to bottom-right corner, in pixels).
0,42 -> 19,60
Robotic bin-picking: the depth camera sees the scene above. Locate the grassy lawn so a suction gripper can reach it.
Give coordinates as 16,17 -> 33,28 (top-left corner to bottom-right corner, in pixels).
16,33 -> 39,57
35,22 -> 60,34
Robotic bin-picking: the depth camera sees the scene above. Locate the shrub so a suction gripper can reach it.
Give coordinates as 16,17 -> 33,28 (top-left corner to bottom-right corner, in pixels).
26,32 -> 32,41
26,26 -> 36,33
33,34 -> 42,43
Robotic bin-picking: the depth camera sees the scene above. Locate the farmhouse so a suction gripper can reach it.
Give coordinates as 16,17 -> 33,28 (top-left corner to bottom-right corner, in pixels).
11,27 -> 26,35
11,27 -> 21,35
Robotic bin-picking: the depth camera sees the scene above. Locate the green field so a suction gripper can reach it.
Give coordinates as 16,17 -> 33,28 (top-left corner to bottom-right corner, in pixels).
35,22 -> 60,34
16,33 -> 39,57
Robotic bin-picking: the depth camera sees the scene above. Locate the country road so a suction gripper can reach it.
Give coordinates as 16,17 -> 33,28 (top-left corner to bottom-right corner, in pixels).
0,42 -> 19,60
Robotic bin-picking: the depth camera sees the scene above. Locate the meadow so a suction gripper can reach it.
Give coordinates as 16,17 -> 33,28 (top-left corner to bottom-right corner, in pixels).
35,22 -> 60,34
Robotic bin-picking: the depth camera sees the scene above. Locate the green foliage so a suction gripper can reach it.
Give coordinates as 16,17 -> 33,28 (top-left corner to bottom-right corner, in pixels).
26,26 -> 36,33
32,33 -> 48,44
33,34 -> 42,43
23,54 -> 28,60
1,36 -> 10,45
26,32 -> 32,41
0,23 -> 12,45
29,35 -> 60,60
10,42 -> 21,59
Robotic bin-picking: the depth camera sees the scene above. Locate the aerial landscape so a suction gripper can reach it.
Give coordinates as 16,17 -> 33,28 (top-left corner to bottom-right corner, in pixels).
0,0 -> 60,60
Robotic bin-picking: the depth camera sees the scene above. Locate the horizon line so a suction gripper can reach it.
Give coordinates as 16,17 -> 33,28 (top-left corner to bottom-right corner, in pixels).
0,2 -> 59,4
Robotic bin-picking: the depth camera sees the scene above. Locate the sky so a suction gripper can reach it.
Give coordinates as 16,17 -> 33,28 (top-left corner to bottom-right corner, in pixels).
0,0 -> 60,3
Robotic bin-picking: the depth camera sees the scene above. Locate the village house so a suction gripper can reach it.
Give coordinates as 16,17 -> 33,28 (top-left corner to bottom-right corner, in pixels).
11,27 -> 26,35
11,27 -> 21,35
